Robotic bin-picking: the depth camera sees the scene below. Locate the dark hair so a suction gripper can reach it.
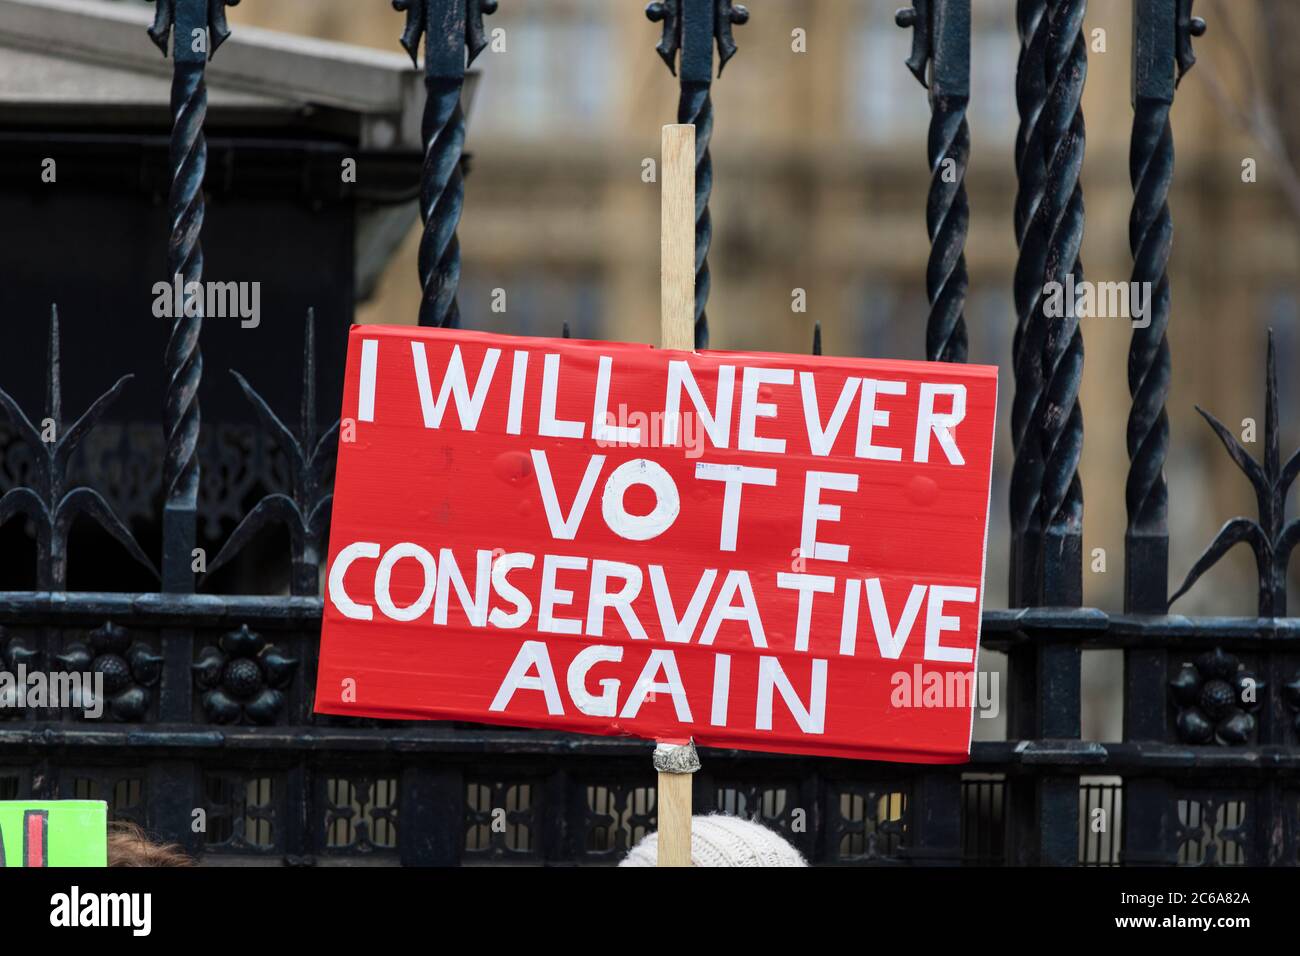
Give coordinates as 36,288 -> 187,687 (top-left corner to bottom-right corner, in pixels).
106,821 -> 195,867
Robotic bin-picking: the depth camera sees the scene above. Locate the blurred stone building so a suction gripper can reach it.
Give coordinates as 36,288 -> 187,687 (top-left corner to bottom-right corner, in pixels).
218,0 -> 1295,738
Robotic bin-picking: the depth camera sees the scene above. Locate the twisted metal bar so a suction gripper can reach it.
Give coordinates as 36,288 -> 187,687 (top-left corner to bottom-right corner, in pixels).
647,0 -> 747,350
1010,0 -> 1086,605
149,0 -> 233,592
1125,1 -> 1205,611
679,81 -> 714,349
163,60 -> 206,521
417,77 -> 467,328
897,0 -> 971,364
1008,0 -> 1050,601
1005,0 -> 1088,794
396,0 -> 497,329
1125,97 -> 1173,577
924,97 -> 970,363
1034,0 -> 1086,564
1012,0 -> 1048,242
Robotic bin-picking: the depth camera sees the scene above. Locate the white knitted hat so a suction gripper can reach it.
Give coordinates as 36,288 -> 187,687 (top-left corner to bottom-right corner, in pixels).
619,814 -> 808,867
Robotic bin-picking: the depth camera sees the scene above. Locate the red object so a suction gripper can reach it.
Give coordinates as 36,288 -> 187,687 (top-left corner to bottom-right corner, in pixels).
24,810 -> 46,867
314,326 -> 997,763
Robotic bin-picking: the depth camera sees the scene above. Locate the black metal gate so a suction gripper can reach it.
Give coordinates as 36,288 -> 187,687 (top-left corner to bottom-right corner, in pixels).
0,0 -> 1296,866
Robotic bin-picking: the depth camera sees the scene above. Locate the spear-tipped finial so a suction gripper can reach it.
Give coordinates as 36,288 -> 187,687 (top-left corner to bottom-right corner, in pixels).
647,0 -> 749,78
301,308 -> 317,452
211,314 -> 341,596
395,0 -> 498,76
46,304 -> 61,429
0,307 -> 156,588
1175,0 -> 1207,86
715,0 -> 748,74
645,1 -> 679,72
1168,329 -> 1300,616
812,321 -> 822,357
148,0 -> 240,60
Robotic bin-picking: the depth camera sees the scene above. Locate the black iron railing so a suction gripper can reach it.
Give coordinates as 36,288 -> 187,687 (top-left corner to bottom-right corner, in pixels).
1,0 -> 1296,866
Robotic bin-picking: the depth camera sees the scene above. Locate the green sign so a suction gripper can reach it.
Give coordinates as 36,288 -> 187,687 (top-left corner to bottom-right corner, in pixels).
0,801 -> 107,867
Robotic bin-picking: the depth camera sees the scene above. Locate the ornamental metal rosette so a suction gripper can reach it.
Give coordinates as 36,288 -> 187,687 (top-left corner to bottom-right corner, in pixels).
193,624 -> 298,725
1168,648 -> 1262,746
55,622 -> 164,723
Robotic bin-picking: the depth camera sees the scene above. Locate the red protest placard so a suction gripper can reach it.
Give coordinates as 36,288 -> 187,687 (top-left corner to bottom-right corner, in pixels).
313,326 -> 997,763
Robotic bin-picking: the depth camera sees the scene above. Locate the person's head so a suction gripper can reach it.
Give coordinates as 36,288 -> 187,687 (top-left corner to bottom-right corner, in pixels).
619,814 -> 807,867
107,821 -> 194,867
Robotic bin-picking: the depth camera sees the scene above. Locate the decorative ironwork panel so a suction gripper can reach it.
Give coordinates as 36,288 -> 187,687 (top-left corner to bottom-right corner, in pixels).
582,781 -> 656,860
0,769 -> 27,801
714,780 -> 803,840
825,781 -> 909,864
961,773 -> 1007,864
464,778 -> 538,861
1078,778 -> 1123,866
202,772 -> 280,855
67,770 -> 146,826
322,774 -> 400,854
1175,793 -> 1251,866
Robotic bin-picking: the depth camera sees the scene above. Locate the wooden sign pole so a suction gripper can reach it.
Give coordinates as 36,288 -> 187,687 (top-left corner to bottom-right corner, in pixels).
661,124 -> 696,352
656,123 -> 699,867
654,739 -> 699,866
